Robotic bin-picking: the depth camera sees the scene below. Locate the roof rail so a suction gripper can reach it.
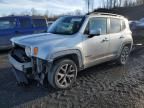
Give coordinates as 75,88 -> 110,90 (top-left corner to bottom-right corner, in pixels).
88,12 -> 122,17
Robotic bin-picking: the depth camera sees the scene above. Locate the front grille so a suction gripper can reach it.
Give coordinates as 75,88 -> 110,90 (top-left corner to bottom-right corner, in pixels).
11,44 -> 31,63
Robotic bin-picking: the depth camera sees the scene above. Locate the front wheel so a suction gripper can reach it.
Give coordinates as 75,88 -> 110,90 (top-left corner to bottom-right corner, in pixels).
48,59 -> 78,89
117,46 -> 130,65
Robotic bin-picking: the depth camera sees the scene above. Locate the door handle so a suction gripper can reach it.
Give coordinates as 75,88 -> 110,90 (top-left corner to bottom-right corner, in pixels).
102,38 -> 109,42
105,38 -> 109,41
120,36 -> 124,39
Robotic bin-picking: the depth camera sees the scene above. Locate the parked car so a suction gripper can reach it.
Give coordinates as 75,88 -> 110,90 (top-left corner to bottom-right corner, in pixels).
9,13 -> 133,89
129,20 -> 138,30
129,18 -> 144,30
129,19 -> 144,46
0,16 -> 47,50
136,18 -> 144,29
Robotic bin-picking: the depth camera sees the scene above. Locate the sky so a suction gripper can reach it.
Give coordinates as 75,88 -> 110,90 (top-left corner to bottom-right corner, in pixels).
0,0 -> 101,16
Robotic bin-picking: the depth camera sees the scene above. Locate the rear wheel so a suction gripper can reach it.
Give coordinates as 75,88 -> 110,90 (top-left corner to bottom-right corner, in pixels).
48,59 -> 78,89
117,46 -> 130,65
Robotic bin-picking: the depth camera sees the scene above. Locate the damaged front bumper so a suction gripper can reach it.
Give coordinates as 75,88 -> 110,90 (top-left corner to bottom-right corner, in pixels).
8,44 -> 54,85
9,55 -> 32,72
9,55 -> 32,84
9,54 -> 52,85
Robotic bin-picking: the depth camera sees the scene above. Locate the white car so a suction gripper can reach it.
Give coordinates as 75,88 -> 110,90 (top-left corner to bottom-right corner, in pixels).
9,13 -> 133,89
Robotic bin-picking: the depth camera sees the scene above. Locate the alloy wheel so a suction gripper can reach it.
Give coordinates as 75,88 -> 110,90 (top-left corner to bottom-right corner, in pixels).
120,47 -> 130,64
56,63 -> 77,88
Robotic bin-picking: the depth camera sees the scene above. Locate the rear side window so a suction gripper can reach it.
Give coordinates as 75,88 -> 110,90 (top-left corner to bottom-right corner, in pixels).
32,19 -> 47,27
110,18 -> 121,33
121,20 -> 126,30
19,18 -> 31,28
0,19 -> 16,30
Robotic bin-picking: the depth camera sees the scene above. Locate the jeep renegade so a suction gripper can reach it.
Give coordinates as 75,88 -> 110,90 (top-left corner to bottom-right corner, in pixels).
9,13 -> 133,89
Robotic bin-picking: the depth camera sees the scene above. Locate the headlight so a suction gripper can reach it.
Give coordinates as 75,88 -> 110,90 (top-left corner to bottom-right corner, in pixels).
25,47 -> 31,57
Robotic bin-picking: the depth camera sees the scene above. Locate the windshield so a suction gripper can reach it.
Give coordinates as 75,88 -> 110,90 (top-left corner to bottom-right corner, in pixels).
0,19 -> 16,30
48,16 -> 85,35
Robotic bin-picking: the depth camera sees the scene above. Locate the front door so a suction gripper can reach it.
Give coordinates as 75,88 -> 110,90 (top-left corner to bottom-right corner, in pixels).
83,17 -> 110,67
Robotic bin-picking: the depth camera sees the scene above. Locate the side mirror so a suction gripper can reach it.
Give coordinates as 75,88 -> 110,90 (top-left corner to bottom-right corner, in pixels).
88,29 -> 101,38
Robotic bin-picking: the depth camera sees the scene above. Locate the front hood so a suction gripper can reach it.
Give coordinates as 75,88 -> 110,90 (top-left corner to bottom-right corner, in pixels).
11,32 -> 83,60
11,33 -> 69,47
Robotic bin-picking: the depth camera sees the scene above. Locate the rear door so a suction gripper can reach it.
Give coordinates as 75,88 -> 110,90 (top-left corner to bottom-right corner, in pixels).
16,17 -> 33,35
0,18 -> 16,47
108,18 -> 125,55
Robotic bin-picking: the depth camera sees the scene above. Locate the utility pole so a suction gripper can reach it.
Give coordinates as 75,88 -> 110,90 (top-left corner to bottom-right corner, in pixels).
88,0 -> 90,13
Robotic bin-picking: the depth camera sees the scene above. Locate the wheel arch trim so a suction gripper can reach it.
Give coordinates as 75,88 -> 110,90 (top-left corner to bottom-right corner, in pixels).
48,49 -> 84,70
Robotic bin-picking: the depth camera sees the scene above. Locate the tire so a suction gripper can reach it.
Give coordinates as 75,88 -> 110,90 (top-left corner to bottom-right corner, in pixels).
117,46 -> 130,65
48,59 -> 78,89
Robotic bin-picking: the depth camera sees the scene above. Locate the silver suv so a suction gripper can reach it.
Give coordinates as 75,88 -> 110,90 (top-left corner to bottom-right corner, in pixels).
9,13 -> 133,89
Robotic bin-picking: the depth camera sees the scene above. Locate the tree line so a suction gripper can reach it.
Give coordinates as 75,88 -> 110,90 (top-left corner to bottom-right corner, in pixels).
5,0 -> 144,19
100,0 -> 144,9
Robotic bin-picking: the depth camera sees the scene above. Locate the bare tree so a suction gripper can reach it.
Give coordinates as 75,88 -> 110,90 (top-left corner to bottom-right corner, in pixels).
31,8 -> 38,16
19,10 -> 31,16
9,12 -> 16,16
91,0 -> 94,12
84,0 -> 94,13
117,0 -> 122,7
74,10 -> 82,15
136,0 -> 144,5
44,10 -> 49,17
101,0 -> 139,9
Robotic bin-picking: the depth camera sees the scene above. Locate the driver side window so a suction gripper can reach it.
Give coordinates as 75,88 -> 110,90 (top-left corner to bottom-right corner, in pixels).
85,17 -> 107,35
